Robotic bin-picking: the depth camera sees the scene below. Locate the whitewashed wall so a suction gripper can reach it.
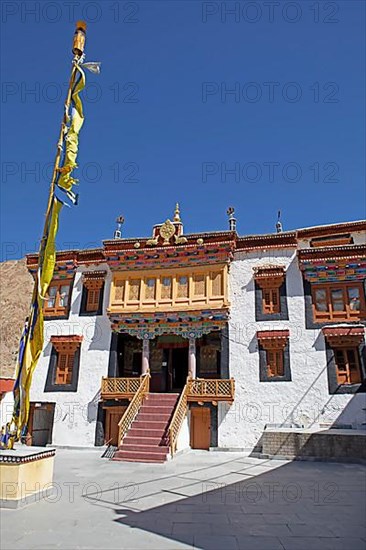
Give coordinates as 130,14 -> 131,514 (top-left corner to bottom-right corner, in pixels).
219,247 -> 366,451
30,264 -> 112,447
176,413 -> 190,454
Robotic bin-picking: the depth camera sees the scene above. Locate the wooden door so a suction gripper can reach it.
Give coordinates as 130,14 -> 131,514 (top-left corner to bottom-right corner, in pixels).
28,403 -> 55,446
105,406 -> 125,446
190,407 -> 211,450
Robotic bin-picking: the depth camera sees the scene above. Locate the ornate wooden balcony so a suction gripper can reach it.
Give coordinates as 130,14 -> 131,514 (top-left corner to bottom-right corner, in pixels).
187,378 -> 235,403
101,376 -> 235,403
101,377 -> 142,400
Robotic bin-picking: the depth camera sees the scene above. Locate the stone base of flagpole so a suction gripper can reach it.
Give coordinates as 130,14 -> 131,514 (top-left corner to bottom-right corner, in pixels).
0,446 -> 55,508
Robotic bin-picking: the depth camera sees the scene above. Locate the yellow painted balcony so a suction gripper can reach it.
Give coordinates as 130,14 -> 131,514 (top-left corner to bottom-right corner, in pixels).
187,378 -> 235,403
101,377 -> 142,400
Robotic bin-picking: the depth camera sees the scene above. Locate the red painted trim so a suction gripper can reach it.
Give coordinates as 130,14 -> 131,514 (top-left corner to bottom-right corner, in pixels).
322,327 -> 365,338
257,330 -> 290,339
0,379 -> 14,393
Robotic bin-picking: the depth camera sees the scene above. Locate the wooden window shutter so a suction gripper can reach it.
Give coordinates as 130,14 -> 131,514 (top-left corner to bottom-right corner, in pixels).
262,288 -> 280,314
86,288 -> 100,312
254,266 -> 284,315
266,349 -> 284,377
257,330 -> 289,379
51,336 -> 83,386
56,352 -> 74,385
83,272 -> 105,313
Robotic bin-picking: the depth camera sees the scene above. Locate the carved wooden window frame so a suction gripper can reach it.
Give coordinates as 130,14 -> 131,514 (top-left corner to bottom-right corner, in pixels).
81,272 -> 106,315
44,279 -> 73,317
333,347 -> 362,385
45,336 -> 83,391
254,267 -> 285,316
323,328 -> 365,390
311,282 -> 365,323
257,330 -> 290,382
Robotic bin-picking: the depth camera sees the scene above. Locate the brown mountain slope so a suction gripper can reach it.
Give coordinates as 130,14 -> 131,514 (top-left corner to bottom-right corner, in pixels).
0,259 -> 33,378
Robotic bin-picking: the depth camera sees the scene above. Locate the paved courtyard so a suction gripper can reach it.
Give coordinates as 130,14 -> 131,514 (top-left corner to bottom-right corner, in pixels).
1,449 -> 366,550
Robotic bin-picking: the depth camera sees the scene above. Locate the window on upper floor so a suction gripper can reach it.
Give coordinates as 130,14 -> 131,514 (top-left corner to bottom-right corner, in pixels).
55,350 -> 75,385
257,330 -> 291,382
333,347 -> 362,385
312,282 -> 365,323
266,349 -> 284,377
262,288 -> 280,315
322,326 -> 365,394
44,336 -> 83,392
80,272 -> 106,315
109,268 -> 227,311
44,280 -> 73,317
254,265 -> 288,320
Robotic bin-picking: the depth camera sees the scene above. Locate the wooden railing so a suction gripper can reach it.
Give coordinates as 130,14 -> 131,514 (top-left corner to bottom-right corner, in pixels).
187,378 -> 235,403
117,370 -> 150,446
101,377 -> 141,400
168,378 -> 190,458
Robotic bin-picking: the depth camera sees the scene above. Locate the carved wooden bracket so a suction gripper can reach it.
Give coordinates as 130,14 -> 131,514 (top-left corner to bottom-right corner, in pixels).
257,330 -> 289,350
253,265 -> 285,289
322,326 -> 365,348
83,271 -> 106,291
51,335 -> 83,353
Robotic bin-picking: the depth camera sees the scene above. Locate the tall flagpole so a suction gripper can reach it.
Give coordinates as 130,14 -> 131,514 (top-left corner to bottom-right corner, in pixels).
0,22 -> 95,449
39,21 -> 87,266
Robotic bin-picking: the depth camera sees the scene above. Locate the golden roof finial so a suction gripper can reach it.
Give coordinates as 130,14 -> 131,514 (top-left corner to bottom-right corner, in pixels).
174,202 -> 181,223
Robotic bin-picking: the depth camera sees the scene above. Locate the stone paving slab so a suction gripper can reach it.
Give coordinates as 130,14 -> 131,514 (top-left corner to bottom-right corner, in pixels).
1,448 -> 365,550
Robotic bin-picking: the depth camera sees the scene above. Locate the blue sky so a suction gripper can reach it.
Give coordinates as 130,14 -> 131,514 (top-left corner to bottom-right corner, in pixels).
1,0 -> 365,260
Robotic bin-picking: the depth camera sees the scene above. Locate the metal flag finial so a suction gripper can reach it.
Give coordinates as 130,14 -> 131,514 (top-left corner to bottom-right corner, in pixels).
227,206 -> 236,231
114,215 -> 125,239
73,21 -> 87,57
174,202 -> 181,223
276,210 -> 283,233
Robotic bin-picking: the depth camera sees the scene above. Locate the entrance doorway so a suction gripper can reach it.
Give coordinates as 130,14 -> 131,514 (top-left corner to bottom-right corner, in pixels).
162,347 -> 188,391
190,407 -> 211,450
28,403 -> 55,446
105,406 -> 126,446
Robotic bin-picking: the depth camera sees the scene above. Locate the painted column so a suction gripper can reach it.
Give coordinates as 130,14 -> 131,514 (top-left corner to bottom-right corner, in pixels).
188,336 -> 196,379
142,338 -> 150,375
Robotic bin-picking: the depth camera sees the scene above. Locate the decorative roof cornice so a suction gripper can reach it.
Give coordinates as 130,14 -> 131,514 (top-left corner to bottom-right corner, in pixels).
236,232 -> 296,251
298,244 -> 366,263
296,220 -> 366,239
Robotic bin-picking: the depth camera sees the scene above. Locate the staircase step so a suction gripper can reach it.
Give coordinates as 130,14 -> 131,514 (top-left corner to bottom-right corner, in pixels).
136,412 -> 171,424
114,450 -> 168,462
128,428 -> 165,438
113,456 -> 166,464
122,444 -> 169,453
124,435 -> 163,446
140,406 -> 175,414
132,420 -> 168,430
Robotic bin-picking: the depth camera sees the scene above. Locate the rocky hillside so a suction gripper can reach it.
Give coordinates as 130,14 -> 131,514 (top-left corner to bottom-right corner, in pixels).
0,259 -> 33,378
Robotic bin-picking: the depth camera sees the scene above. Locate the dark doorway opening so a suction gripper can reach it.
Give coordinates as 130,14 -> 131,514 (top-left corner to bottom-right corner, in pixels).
171,348 -> 188,390
28,402 -> 55,446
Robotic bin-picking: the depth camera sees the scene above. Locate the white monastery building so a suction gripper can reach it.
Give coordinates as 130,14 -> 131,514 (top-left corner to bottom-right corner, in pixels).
25,207 -> 366,462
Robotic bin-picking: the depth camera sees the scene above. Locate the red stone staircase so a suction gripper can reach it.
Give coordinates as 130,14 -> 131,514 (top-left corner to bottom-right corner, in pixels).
113,393 -> 180,463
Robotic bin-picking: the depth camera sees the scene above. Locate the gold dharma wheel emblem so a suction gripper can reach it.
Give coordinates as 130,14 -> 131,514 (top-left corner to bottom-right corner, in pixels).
159,219 -> 175,245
